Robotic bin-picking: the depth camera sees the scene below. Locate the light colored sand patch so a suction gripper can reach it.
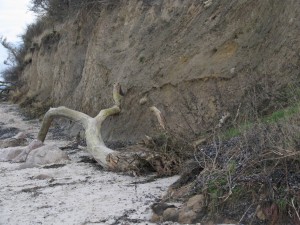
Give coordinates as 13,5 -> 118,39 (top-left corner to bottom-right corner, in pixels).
0,103 -> 179,225
0,161 -> 178,225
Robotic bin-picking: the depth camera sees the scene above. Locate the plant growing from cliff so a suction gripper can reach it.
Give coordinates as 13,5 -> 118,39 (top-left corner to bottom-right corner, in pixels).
30,0 -> 121,21
0,36 -> 19,66
0,36 -> 26,83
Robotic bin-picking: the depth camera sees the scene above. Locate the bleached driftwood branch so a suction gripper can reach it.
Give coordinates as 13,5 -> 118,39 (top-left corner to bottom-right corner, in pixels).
37,83 -> 154,172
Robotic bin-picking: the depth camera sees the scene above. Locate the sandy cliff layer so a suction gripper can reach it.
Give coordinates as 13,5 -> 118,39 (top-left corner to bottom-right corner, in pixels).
19,0 -> 300,141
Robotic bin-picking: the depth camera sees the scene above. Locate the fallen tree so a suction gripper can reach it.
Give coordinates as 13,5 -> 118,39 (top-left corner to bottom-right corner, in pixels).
0,82 -> 185,174
37,83 -> 156,173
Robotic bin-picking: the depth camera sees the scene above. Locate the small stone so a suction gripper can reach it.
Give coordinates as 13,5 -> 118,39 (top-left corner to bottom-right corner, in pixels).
0,147 -> 23,162
178,208 -> 197,224
139,97 -> 148,105
15,132 -> 27,139
0,139 -> 25,149
0,132 -> 28,148
256,205 -> 266,220
20,144 -> 69,168
162,207 -> 178,222
230,67 -> 235,74
152,202 -> 175,215
151,213 -> 161,222
186,194 -> 205,212
12,140 -> 43,163
33,174 -> 53,180
8,118 -> 15,123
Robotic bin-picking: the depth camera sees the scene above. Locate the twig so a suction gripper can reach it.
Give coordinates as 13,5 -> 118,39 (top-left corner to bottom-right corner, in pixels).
291,198 -> 300,222
257,151 -> 300,162
233,103 -> 241,124
212,131 -> 221,169
239,203 -> 254,223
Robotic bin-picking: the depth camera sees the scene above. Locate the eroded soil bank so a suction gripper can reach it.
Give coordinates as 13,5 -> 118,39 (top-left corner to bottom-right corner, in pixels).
17,0 -> 300,142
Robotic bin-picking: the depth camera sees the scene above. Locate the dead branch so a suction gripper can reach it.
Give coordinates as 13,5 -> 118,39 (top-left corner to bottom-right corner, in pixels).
37,83 -> 155,173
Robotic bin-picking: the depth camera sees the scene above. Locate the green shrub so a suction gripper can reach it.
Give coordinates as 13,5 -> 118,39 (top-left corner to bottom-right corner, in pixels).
30,0 -> 121,22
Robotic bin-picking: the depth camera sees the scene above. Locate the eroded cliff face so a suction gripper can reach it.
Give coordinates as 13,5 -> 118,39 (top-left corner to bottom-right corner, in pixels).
19,0 -> 300,141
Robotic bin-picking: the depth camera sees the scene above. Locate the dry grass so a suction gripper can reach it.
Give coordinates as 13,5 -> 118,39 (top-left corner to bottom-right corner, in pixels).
187,110 -> 300,224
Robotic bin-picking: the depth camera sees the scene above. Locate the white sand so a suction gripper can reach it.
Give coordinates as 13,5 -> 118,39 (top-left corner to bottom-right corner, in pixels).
0,103 -> 179,225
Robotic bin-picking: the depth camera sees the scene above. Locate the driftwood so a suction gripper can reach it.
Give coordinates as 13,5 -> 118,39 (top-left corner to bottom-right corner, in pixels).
150,106 -> 166,130
37,83 -> 155,173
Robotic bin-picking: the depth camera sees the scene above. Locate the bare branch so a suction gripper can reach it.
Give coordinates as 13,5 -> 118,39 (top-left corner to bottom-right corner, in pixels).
0,36 -> 18,62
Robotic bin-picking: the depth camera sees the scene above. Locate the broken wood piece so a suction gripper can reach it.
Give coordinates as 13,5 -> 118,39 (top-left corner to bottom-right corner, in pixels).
36,83 -> 156,173
150,106 -> 166,130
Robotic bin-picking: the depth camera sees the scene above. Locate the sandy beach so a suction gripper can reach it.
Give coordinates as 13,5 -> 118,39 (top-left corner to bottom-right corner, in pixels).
0,103 -> 179,225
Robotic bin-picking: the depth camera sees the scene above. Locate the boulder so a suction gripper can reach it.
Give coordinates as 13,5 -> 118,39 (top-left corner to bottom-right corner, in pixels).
12,140 -> 43,162
162,207 -> 179,222
178,208 -> 198,224
186,194 -> 205,212
176,194 -> 205,224
0,132 -> 28,148
0,140 -> 43,162
151,202 -> 177,223
0,147 -> 24,161
20,144 -> 69,168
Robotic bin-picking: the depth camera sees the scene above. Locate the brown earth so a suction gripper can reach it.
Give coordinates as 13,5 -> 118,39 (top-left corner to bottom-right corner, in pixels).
17,0 -> 300,143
